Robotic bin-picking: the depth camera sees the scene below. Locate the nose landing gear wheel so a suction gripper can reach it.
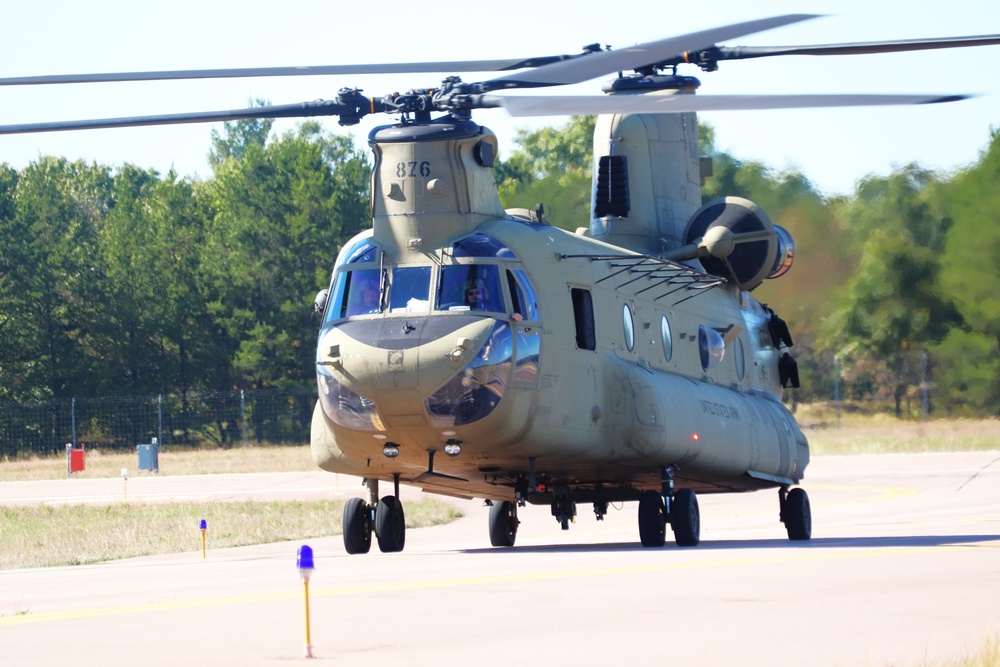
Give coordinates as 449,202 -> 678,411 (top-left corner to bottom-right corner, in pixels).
375,495 -> 406,553
489,500 -> 519,547
342,496 -> 372,555
638,489 -> 667,547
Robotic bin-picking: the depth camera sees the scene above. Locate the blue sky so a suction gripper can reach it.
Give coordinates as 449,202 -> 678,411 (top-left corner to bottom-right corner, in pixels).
2,0 -> 998,196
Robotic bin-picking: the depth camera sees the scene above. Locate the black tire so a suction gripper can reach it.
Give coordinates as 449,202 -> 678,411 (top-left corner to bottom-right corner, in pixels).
489,501 -> 519,547
375,495 -> 406,553
342,497 -> 372,555
784,487 -> 812,541
638,490 -> 666,547
670,488 -> 700,547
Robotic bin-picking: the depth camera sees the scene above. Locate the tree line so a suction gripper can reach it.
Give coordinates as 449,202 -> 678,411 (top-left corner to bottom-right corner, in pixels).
1,115 -> 997,417
500,117 -> 1000,417
0,119 -> 369,404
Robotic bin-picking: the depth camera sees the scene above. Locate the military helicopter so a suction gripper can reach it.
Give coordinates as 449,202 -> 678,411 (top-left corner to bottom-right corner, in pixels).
4,14 -> 999,554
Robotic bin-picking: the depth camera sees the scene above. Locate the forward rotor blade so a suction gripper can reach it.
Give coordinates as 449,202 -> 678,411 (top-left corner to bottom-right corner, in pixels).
0,55 -> 581,88
481,14 -> 819,90
0,99 -> 355,135
490,92 -> 969,116
712,33 -> 1000,61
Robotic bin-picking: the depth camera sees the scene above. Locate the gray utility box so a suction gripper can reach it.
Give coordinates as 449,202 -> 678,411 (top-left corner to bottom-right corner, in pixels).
137,443 -> 159,472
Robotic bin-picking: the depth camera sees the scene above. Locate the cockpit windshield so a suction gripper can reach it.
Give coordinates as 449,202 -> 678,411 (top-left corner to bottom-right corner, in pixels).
322,233 -> 539,322
436,264 -> 504,312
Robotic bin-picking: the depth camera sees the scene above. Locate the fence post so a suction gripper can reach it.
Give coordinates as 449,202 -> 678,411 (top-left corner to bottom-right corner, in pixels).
241,389 -> 248,448
833,355 -> 840,428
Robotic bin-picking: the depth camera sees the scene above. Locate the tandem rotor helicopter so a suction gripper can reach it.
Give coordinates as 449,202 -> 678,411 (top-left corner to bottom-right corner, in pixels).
4,14 -> 999,553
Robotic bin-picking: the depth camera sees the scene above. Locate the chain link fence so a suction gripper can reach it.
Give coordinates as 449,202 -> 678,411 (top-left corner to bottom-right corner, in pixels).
0,388 -> 317,458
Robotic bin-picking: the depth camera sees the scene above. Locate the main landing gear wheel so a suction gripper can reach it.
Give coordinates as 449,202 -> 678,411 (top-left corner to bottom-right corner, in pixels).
670,488 -> 700,547
375,495 -> 406,553
342,496 -> 372,555
489,500 -> 519,547
638,489 -> 667,547
781,487 -> 812,541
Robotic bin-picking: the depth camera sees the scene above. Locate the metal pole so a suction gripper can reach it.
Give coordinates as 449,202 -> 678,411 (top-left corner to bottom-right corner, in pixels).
71,397 -> 77,448
240,389 -> 248,448
833,355 -> 840,428
158,394 -> 163,448
921,350 -> 930,423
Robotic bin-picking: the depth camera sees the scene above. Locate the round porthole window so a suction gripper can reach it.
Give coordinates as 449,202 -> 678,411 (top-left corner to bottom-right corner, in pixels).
623,304 -> 635,352
661,315 -> 673,362
698,325 -> 725,370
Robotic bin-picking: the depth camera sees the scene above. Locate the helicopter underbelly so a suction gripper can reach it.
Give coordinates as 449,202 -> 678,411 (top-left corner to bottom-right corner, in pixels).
608,356 -> 807,483
312,340 -> 808,500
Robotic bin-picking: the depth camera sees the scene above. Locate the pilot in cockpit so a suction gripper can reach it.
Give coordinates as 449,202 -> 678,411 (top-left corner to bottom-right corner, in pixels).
464,278 -> 489,310
347,271 -> 381,315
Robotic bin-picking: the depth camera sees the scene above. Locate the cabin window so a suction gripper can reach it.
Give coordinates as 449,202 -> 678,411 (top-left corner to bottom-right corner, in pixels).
623,304 -> 635,352
389,266 -> 431,313
661,315 -> 673,362
571,288 -> 596,351
436,264 -> 504,312
507,269 -> 540,321
698,325 -> 726,370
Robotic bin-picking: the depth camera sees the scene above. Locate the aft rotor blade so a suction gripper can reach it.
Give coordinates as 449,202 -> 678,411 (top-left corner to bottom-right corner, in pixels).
481,14 -> 819,90
489,92 -> 970,116
0,55 -> 582,87
0,99 -> 358,135
712,33 -> 1000,61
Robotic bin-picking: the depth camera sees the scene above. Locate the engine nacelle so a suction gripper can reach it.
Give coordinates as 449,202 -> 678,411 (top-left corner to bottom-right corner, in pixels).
683,196 -> 794,291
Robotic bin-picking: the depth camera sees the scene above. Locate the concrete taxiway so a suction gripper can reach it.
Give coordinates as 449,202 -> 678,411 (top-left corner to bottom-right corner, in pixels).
1,451 -> 999,666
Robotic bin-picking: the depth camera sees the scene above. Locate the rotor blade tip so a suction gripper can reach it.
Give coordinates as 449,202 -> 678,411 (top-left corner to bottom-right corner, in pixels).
923,94 -> 971,104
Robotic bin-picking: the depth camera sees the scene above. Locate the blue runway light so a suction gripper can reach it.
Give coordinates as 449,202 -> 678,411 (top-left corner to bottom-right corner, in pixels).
297,545 -> 314,573
297,544 -> 315,658
199,519 -> 207,530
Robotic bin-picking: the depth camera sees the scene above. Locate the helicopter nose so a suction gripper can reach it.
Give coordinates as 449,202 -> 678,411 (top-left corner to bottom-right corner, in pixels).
317,315 -> 497,421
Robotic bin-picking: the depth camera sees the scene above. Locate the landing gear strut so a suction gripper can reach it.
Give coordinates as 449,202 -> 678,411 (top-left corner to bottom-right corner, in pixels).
551,485 -> 576,530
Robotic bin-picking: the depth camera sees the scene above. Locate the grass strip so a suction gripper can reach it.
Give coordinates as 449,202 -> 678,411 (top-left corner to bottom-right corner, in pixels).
0,499 -> 462,569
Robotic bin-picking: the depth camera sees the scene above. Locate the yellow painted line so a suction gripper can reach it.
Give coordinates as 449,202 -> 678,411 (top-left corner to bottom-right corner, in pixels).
1,542 -> 987,627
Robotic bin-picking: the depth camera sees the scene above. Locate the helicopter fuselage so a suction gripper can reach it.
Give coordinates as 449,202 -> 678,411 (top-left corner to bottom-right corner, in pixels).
311,118 -> 807,508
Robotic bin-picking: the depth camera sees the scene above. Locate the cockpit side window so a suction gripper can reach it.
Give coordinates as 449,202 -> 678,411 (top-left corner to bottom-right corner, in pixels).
325,268 -> 383,322
343,269 -> 383,317
507,269 -> 540,321
437,264 -> 504,312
